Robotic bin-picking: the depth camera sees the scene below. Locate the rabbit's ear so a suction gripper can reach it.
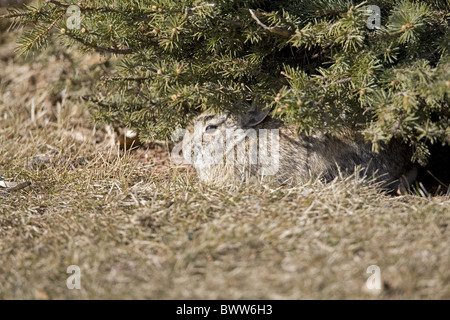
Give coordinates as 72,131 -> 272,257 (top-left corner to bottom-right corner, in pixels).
239,108 -> 271,127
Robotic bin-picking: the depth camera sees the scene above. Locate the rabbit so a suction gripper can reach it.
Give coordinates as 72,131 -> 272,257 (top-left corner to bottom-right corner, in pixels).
182,108 -> 417,192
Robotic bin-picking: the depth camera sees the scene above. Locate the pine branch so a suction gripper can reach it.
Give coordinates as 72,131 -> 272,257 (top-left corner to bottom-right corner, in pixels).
8,0 -> 449,153
16,12 -> 64,55
47,0 -> 154,21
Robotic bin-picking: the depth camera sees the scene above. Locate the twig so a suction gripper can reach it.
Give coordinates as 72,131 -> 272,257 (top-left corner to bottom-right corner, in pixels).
133,64 -> 158,73
281,72 -> 352,90
326,77 -> 353,87
1,11 -> 37,19
280,71 -> 293,80
81,95 -> 115,108
45,0 -> 70,7
101,76 -> 150,82
185,4 -> 215,18
66,33 -> 133,54
0,181 -> 32,192
248,9 -> 294,38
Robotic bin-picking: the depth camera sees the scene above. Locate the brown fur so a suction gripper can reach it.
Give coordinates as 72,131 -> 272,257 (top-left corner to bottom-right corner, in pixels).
183,111 -> 416,192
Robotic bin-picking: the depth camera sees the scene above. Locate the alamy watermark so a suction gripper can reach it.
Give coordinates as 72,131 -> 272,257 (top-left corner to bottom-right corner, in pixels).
66,5 -> 81,30
366,265 -> 382,290
66,265 -> 81,290
366,5 -> 381,30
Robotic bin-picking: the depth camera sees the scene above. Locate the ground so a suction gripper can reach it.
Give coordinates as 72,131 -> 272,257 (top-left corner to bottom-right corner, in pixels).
0,21 -> 449,300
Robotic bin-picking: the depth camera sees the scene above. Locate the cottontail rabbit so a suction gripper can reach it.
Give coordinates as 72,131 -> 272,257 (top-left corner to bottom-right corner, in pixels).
182,109 -> 417,192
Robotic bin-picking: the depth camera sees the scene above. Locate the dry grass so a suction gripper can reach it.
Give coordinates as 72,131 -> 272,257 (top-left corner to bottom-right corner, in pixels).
0,27 -> 449,300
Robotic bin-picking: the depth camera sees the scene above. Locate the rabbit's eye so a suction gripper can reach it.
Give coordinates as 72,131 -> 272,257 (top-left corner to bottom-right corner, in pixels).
205,125 -> 218,133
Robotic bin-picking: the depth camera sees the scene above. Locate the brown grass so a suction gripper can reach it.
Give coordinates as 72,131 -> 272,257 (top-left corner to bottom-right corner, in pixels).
0,27 -> 449,300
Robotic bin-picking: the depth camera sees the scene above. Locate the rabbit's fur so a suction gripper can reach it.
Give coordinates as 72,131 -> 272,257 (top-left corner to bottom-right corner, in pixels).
182,110 -> 416,192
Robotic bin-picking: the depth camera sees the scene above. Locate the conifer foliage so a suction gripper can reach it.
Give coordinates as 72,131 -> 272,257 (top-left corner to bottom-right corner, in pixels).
4,0 -> 450,163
